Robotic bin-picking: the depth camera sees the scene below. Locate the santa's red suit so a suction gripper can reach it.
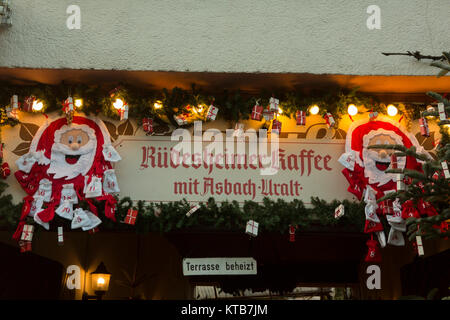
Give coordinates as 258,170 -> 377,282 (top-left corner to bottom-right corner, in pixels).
338,116 -> 438,261
13,116 -> 121,241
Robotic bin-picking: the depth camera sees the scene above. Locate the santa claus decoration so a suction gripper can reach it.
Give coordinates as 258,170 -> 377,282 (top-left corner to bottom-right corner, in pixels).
12,116 -> 121,241
338,116 -> 433,260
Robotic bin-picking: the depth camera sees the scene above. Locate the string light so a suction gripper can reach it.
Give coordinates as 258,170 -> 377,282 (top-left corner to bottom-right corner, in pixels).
309,105 -> 319,115
347,104 -> 358,116
387,104 -> 398,116
74,99 -> 83,108
113,98 -> 124,110
278,107 -> 283,115
32,100 -> 43,111
154,101 -> 162,109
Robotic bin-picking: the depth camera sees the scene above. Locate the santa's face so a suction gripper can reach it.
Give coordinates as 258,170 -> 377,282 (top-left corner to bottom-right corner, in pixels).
47,125 -> 97,180
362,132 -> 406,186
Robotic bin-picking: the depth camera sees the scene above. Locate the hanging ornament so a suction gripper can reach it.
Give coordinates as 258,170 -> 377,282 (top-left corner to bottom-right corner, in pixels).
323,112 -> 335,128
7,95 -> 19,119
124,208 -> 138,225
63,96 -> 74,125
263,107 -> 275,121
369,110 -> 378,121
186,204 -> 200,217
57,226 -> 64,246
103,169 -> 120,194
142,118 -> 153,135
251,103 -> 263,121
1,162 -> 10,179
364,236 -> 382,263
19,240 -> 32,253
233,123 -> 245,138
269,97 -> 279,112
245,220 -> 259,237
272,119 -> 282,134
396,173 -> 405,191
379,199 -> 394,215
22,96 -> 35,112
20,224 -> 34,241
334,204 -> 344,219
437,102 -> 447,121
84,175 -> 102,198
296,111 -> 306,126
415,235 -> 424,256
419,117 -> 430,137
289,225 -> 297,242
71,209 -> 91,229
441,161 -> 450,179
119,104 -> 129,121
206,104 -> 219,121
174,114 -> 188,126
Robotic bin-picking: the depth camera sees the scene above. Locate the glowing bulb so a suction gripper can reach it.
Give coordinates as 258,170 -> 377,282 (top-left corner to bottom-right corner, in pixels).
113,98 -> 124,109
97,277 -> 105,285
309,105 -> 319,115
387,104 -> 398,116
347,104 -> 358,116
74,99 -> 83,108
278,107 -> 283,115
154,101 -> 162,109
196,105 -> 204,113
32,100 -> 43,111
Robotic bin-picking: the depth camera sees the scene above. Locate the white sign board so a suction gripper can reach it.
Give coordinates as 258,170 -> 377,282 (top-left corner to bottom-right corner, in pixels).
182,257 -> 257,276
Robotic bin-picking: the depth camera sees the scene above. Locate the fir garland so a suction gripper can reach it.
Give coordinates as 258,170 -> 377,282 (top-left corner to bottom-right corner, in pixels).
0,179 -> 366,235
0,82 -> 430,129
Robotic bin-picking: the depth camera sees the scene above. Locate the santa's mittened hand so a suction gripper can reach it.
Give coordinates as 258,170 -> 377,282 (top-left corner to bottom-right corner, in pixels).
16,153 -> 37,173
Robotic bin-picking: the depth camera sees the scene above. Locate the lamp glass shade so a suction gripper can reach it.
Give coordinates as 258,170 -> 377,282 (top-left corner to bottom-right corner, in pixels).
91,262 -> 111,293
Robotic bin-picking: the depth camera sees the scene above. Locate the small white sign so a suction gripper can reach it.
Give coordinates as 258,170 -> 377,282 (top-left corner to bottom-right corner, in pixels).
182,257 -> 257,276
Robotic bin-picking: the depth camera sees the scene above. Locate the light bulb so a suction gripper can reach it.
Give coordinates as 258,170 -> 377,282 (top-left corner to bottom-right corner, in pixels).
309,105 -> 319,115
97,277 -> 105,285
387,104 -> 398,116
196,105 -> 204,113
154,101 -> 162,109
74,99 -> 83,108
278,107 -> 283,115
32,100 -> 43,111
113,98 -> 124,109
347,104 -> 358,116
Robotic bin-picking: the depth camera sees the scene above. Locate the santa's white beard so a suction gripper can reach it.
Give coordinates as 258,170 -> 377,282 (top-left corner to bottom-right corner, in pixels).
47,141 -> 96,180
362,149 -> 406,186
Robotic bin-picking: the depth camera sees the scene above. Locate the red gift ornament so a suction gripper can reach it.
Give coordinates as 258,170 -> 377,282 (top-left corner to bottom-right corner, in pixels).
143,118 -> 154,135
364,237 -> 382,263
379,199 -> 394,215
289,225 -> 297,242
272,119 -> 282,134
22,96 -> 35,112
124,208 -> 138,225
251,104 -> 263,121
390,154 -> 398,169
296,111 -> 306,126
419,117 -> 430,137
401,200 -> 420,219
19,240 -> 32,253
364,220 -> 384,233
323,112 -> 335,128
63,97 -> 74,114
1,162 -> 10,179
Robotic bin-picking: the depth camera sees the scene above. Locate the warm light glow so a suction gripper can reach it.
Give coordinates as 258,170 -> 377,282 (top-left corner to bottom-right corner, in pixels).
195,105 -> 204,113
113,98 -> 124,109
309,105 -> 319,115
154,101 -> 162,109
32,100 -> 43,111
387,104 -> 398,116
91,273 -> 111,292
347,104 -> 358,116
278,107 -> 283,115
74,99 -> 83,108
97,277 -> 105,285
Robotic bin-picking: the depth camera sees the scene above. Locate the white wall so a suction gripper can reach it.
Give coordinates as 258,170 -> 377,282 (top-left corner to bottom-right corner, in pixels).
0,0 -> 449,75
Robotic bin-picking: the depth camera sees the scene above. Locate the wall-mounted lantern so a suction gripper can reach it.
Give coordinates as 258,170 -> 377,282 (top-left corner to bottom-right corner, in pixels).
82,262 -> 111,300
